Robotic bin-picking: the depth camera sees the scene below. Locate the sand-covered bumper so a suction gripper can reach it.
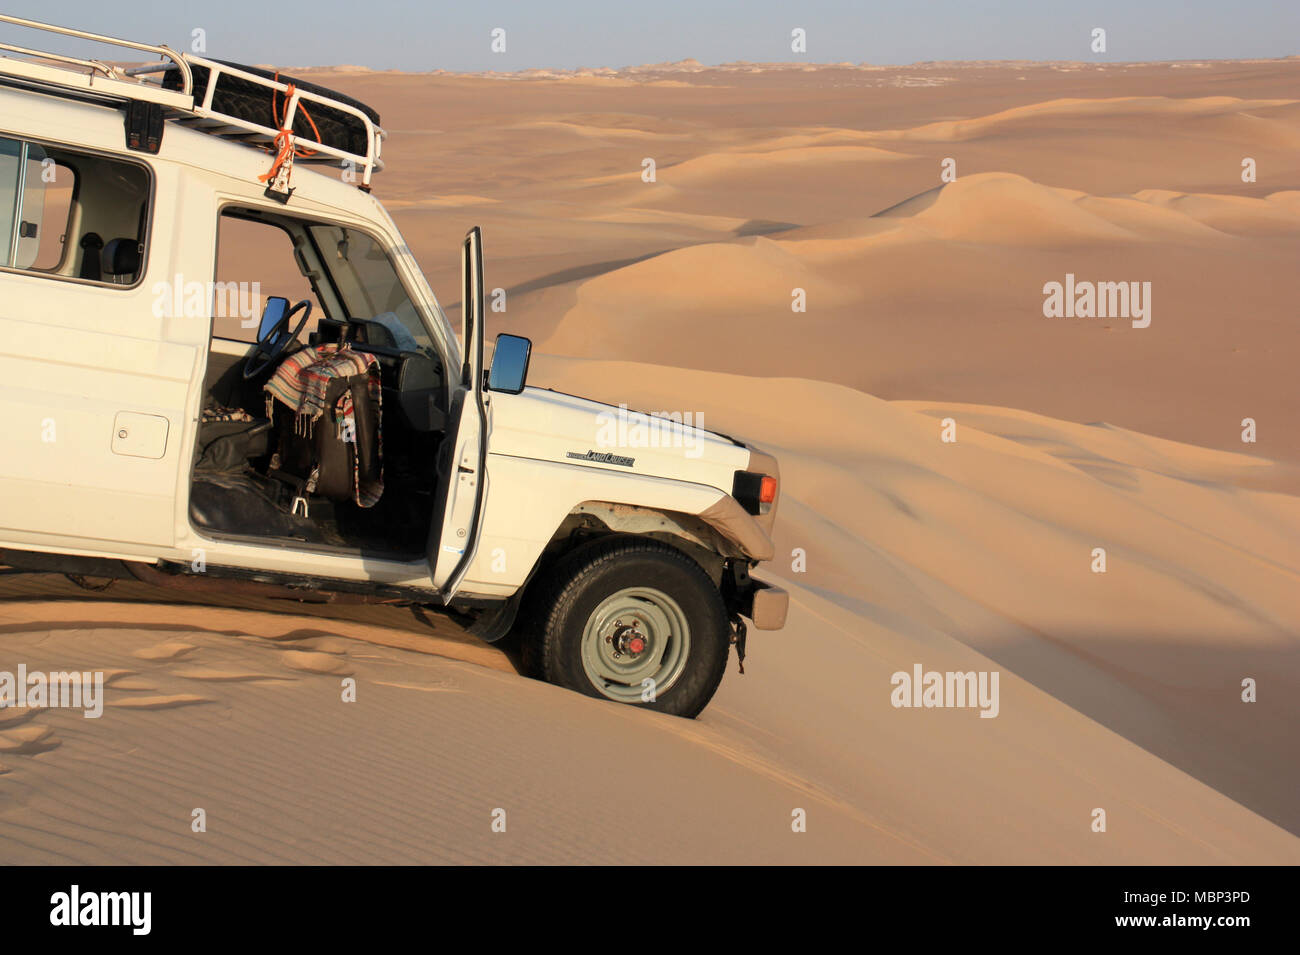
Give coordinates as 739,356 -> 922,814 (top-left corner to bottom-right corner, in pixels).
747,576 -> 789,630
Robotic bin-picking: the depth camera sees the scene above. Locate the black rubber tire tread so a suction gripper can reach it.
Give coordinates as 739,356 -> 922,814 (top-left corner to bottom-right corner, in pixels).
527,537 -> 730,719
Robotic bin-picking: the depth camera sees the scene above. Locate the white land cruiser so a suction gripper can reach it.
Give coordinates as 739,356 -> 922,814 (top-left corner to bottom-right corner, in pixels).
0,16 -> 787,717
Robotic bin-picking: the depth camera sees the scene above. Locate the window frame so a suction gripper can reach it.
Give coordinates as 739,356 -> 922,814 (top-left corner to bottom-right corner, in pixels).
211,207 -> 328,345
0,127 -> 155,291
211,200 -> 447,365
25,156 -> 77,274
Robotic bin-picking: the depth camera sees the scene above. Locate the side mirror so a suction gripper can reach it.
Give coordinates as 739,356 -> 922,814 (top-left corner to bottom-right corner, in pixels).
488,334 -> 532,394
256,295 -> 290,345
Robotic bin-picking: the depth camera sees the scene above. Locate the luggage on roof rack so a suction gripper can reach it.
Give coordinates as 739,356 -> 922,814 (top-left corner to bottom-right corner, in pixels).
0,13 -> 386,190
162,60 -> 381,162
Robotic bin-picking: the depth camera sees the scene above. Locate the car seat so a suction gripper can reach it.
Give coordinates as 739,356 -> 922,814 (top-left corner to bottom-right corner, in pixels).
271,366 -> 382,507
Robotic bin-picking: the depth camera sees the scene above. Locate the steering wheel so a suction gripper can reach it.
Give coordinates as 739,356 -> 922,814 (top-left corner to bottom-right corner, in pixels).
243,299 -> 313,379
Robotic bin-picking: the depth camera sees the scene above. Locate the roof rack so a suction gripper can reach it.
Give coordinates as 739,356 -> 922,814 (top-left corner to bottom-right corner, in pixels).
0,14 -> 385,189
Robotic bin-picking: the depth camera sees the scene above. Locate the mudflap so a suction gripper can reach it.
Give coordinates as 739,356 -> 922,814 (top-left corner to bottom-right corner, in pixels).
729,614 -> 748,675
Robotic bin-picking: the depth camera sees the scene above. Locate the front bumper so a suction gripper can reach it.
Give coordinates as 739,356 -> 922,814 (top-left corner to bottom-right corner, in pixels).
744,577 -> 789,630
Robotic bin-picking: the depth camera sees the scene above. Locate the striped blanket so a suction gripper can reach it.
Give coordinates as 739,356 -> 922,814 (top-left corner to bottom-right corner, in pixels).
263,344 -> 384,507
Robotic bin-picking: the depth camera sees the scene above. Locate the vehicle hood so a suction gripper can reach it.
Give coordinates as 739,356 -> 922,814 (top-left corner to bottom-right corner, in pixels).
487,387 -> 751,494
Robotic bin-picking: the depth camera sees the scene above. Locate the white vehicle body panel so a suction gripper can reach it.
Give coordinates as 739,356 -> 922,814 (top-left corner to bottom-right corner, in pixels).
458,388 -> 747,595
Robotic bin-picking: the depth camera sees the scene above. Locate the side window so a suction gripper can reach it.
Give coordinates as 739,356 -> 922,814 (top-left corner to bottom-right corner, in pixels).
0,137 -> 48,270
213,212 -> 321,342
0,138 -> 16,263
31,160 -> 74,271
0,135 -> 148,285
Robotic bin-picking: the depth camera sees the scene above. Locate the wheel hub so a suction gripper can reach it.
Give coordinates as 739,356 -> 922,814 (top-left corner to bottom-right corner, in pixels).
581,588 -> 692,702
609,619 -> 649,658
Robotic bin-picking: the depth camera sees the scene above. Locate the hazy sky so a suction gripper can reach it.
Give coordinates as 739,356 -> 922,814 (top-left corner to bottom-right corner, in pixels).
2,1 -> 1298,72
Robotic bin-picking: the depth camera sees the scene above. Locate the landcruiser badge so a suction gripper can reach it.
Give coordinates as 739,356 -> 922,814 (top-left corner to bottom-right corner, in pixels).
566,450 -> 635,467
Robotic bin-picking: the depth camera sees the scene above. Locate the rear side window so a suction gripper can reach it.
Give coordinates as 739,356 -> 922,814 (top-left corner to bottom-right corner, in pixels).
0,135 -> 149,286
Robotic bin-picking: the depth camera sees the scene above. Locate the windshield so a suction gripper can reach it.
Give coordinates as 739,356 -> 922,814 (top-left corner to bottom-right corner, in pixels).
307,223 -> 438,358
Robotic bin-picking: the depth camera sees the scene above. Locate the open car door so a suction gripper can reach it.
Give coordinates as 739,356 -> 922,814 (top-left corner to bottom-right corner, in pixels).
429,227 -> 489,598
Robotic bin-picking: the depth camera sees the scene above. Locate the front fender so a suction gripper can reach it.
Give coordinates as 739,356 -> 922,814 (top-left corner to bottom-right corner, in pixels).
458,453 -> 770,596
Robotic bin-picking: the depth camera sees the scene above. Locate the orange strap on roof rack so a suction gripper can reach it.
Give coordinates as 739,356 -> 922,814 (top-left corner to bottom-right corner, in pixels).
271,74 -> 322,157
257,128 -> 295,185
258,76 -> 325,195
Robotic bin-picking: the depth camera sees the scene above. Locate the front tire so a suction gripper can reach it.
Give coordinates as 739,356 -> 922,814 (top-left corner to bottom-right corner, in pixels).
533,539 -> 731,718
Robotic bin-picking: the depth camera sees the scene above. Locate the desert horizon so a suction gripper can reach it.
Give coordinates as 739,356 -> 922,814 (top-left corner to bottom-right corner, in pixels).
277,54 -> 1300,73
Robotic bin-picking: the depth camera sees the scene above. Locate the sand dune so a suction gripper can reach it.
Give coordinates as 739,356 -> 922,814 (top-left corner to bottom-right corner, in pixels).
902,173 -> 1132,243
625,144 -> 910,185
0,594 -> 931,863
1131,189 -> 1300,235
506,159 -> 1300,468
546,234 -> 843,318
865,95 -> 1299,142
870,173 -> 1300,243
